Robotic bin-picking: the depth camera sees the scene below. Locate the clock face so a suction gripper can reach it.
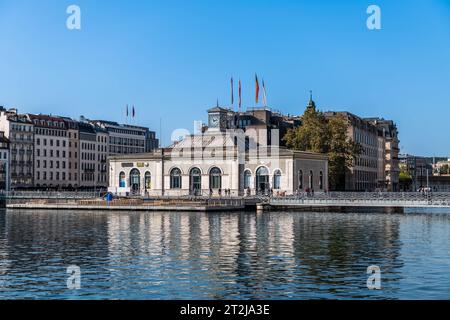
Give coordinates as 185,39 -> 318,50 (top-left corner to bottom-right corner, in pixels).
209,114 -> 220,128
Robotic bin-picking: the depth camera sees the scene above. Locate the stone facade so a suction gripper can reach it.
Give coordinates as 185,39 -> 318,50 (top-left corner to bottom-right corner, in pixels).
108,131 -> 328,197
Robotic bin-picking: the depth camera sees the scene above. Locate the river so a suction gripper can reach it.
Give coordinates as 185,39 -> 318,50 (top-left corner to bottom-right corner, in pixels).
0,209 -> 449,299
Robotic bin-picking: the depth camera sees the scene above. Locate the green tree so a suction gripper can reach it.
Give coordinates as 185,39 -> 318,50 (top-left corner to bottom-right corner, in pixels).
283,108 -> 361,191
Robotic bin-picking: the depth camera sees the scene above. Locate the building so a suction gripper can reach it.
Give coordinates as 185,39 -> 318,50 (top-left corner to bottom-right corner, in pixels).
28,114 -> 70,189
0,131 -> 10,191
0,108 -> 34,189
89,119 -> 159,155
366,118 -> 400,192
324,111 -> 381,191
205,106 -> 301,147
428,175 -> 450,192
108,111 -> 328,197
323,110 -> 400,192
62,117 -> 80,188
399,154 -> 433,191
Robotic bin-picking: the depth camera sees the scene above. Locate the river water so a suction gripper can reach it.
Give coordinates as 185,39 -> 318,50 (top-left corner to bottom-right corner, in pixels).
0,209 -> 449,300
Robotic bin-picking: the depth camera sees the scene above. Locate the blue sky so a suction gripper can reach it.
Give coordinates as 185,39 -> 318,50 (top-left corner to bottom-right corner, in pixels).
0,0 -> 449,155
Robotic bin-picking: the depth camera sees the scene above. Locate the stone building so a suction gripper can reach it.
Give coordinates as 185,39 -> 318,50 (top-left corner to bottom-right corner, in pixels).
0,131 -> 10,191
28,114 -> 70,188
323,111 -> 400,192
89,119 -> 159,155
0,108 -> 34,189
108,129 -> 328,197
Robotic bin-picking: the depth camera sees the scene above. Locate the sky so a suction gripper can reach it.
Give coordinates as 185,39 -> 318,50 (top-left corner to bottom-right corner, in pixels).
0,0 -> 449,156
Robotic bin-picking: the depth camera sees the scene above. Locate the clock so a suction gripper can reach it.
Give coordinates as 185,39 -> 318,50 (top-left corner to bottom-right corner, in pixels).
209,114 -> 220,128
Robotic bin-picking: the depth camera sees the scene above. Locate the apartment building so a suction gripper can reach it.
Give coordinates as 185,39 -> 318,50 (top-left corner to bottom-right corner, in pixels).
95,127 -> 109,187
28,114 -> 70,188
0,108 -> 34,189
89,120 -> 159,155
0,131 -> 10,191
62,118 -> 80,188
366,118 -> 400,192
324,112 -> 380,191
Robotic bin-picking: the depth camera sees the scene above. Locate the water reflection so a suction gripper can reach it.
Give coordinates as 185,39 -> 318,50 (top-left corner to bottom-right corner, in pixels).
0,210 -> 449,299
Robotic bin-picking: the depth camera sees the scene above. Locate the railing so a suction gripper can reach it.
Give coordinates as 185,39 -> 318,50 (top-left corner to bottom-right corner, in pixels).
1,191 -> 103,200
270,192 -> 450,207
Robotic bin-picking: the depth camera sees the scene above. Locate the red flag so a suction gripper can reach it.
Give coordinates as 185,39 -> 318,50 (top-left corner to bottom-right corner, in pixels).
238,79 -> 242,111
255,74 -> 260,105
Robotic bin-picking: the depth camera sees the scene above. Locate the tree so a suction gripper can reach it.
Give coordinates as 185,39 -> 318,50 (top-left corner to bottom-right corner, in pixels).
283,108 -> 361,191
399,164 -> 413,191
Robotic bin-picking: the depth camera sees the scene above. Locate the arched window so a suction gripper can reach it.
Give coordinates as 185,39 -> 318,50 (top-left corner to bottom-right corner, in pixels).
319,171 -> 324,190
309,170 -> 314,189
244,170 -> 252,189
170,168 -> 182,189
298,170 -> 303,190
119,172 -> 126,188
130,169 -> 140,192
256,167 -> 270,194
145,171 -> 151,190
190,168 -> 202,194
209,167 -> 222,189
273,170 -> 281,190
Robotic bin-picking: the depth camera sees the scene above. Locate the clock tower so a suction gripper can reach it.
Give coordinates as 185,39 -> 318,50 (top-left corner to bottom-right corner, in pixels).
207,107 -> 228,132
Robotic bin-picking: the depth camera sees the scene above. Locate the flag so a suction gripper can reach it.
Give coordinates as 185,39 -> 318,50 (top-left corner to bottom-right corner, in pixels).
126,104 -> 129,117
132,105 -> 135,118
231,77 -> 234,106
255,74 -> 260,105
238,79 -> 242,111
262,79 -> 267,106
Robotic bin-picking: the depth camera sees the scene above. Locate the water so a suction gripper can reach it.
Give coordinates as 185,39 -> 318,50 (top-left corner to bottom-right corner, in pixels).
0,209 -> 450,300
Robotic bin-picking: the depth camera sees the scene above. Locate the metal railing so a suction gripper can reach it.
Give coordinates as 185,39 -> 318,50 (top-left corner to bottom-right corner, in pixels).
270,192 -> 450,207
1,191 -> 103,200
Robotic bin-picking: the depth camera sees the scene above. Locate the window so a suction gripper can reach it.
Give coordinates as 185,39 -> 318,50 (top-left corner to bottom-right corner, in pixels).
119,172 -> 126,188
170,168 -> 182,189
144,172 -> 151,190
244,170 -> 252,189
273,170 -> 281,190
130,169 -> 140,192
189,168 -> 202,194
298,170 -> 303,190
209,167 -> 222,190
309,171 -> 314,190
319,171 -> 324,190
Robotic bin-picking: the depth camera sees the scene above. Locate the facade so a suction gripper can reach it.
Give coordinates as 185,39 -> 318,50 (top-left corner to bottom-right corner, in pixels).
399,154 -> 433,191
28,114 -> 70,188
0,108 -> 34,189
63,118 -> 80,188
324,111 -> 381,191
108,129 -> 328,197
89,119 -> 159,155
428,175 -> 450,192
366,118 -> 400,192
205,106 -> 301,147
0,131 -> 10,191
324,111 -> 400,192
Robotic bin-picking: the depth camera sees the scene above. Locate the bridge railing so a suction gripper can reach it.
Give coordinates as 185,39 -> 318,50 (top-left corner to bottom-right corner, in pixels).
270,192 -> 450,206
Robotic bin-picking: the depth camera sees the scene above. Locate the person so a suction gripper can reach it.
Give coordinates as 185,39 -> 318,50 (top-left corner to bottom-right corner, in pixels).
219,188 -> 222,197
209,188 -> 213,197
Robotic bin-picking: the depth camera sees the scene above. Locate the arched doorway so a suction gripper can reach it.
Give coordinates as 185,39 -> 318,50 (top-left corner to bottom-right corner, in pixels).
190,168 -> 202,195
256,167 -> 270,195
130,169 -> 140,194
